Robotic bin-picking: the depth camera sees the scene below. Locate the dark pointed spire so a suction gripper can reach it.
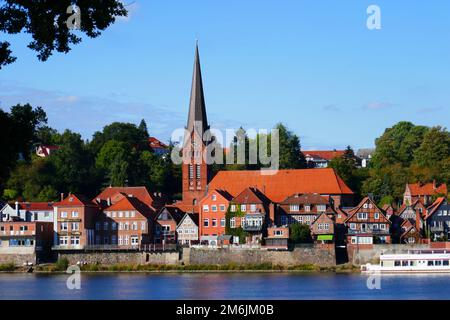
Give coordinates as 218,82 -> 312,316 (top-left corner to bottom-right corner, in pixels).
187,42 -> 208,135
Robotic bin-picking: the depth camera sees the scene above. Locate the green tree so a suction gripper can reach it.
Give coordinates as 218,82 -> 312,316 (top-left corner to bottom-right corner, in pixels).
289,223 -> 313,244
96,140 -> 132,187
0,1 -> 127,68
276,123 -> 307,169
414,126 -> 450,168
371,121 -> 429,169
138,119 -> 149,138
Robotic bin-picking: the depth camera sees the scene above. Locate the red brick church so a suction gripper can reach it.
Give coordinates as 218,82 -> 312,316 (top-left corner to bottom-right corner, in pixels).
176,44 -> 355,215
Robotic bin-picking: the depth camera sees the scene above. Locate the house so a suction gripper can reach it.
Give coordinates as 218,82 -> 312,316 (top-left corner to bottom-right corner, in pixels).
0,221 -> 53,265
425,197 -> 450,241
382,204 -> 396,220
149,137 -> 169,156
404,182 -> 448,206
344,196 -> 391,245
311,213 -> 335,243
304,150 -> 345,168
0,202 -> 54,222
154,206 -> 184,244
229,187 -> 273,244
208,168 -> 354,207
100,196 -> 154,248
53,194 -> 99,250
176,213 -> 199,246
264,226 -> 289,250
199,189 -> 233,245
356,148 -> 375,168
36,145 -> 60,158
277,193 -> 335,227
93,186 -> 165,213
391,200 -> 426,243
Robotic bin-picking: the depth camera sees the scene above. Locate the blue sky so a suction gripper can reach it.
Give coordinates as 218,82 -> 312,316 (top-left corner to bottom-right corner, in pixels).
0,0 -> 449,150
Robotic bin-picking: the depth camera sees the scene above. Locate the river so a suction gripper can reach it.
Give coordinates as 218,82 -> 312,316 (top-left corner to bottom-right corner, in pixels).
0,272 -> 449,300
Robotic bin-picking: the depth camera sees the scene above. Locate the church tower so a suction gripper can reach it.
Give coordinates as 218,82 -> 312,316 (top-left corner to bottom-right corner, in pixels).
182,44 -> 210,205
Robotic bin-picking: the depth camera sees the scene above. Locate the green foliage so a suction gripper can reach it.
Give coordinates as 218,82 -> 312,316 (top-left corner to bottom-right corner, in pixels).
54,258 -> 69,271
0,1 -> 127,68
0,262 -> 16,272
378,195 -> 394,207
274,123 -> 307,169
225,204 -> 249,244
289,223 -> 313,244
2,189 -> 18,201
328,146 -> 361,193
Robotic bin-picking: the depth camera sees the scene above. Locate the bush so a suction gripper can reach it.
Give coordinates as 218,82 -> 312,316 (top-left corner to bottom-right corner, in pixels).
0,262 -> 16,272
54,258 -> 69,271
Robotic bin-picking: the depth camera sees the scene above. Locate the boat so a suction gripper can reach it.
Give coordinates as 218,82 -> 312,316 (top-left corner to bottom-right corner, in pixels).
361,249 -> 450,273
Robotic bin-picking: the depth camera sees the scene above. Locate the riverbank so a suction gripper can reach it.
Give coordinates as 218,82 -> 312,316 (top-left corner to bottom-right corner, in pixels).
0,261 -> 360,274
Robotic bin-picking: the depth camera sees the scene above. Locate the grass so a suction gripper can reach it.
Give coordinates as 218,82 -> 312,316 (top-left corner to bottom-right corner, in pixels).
0,262 -> 16,272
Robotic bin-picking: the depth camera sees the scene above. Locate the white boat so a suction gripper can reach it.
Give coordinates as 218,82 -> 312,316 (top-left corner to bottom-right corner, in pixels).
361,249 -> 450,273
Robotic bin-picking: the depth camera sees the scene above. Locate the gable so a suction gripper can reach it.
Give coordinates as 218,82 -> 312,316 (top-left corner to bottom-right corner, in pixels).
345,197 -> 390,224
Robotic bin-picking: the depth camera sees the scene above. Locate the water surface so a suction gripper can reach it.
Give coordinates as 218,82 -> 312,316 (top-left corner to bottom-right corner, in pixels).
0,273 -> 448,300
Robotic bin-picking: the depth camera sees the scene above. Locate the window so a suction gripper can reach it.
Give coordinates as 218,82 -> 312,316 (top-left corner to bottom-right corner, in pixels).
230,218 -> 236,228
103,222 -> 109,231
72,211 -> 79,218
111,235 -> 117,245
71,236 -> 80,245
119,222 -> 123,230
350,223 -> 356,230
132,222 -> 138,231
317,205 -> 326,212
250,204 -> 257,212
203,205 -> 209,212
112,212 -> 117,218
196,165 -> 201,179
211,205 -> 217,212
19,225 -> 28,231
203,219 -> 209,227
119,211 -> 123,218
357,212 -> 368,220
212,194 -> 217,201
141,222 -> 146,231
212,219 -> 217,227
61,222 -> 68,231
118,236 -> 123,245
274,230 -> 283,236
189,165 -> 193,179
106,212 -> 111,218
220,205 -> 226,212
241,205 -> 246,212
131,211 -> 136,218
60,211 -> 68,218
220,218 -> 226,227
131,236 -> 139,245
290,205 -> 300,212
380,224 -> 386,230
230,205 -> 236,212
374,213 -> 379,220
112,222 -> 117,231
59,236 -> 68,245
71,222 -> 79,231
444,260 -> 449,266
125,211 -> 130,218
304,205 -> 311,212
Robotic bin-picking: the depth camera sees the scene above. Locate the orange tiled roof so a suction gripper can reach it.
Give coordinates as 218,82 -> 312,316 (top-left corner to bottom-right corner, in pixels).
57,194 -> 95,207
149,137 -> 168,149
105,196 -> 153,218
208,168 -> 353,203
15,202 -> 54,211
304,150 -> 345,161
408,182 -> 447,196
233,187 -> 267,204
426,197 -> 447,219
94,186 -> 155,208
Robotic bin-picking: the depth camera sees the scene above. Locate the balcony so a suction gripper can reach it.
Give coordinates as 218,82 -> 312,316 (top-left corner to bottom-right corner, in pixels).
430,226 -> 444,232
242,223 -> 263,232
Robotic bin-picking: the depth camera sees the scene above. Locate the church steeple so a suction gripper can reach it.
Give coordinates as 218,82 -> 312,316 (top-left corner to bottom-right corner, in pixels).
187,43 -> 209,135
182,43 -> 211,207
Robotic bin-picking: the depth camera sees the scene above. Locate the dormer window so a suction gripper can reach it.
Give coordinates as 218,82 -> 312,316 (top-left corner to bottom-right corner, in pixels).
304,205 -> 311,212
212,194 -> 217,201
290,205 -> 299,212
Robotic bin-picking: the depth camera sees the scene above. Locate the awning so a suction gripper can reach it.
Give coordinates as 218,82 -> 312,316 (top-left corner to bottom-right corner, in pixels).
317,235 -> 333,241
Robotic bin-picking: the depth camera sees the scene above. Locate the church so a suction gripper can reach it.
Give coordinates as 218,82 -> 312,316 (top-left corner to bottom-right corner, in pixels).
160,44 -> 355,246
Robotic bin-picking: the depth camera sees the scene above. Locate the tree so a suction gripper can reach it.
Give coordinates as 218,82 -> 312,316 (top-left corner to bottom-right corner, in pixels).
138,119 -> 149,138
414,126 -> 450,168
0,1 -> 127,68
96,140 -> 132,187
275,123 -> 306,169
328,146 -> 359,191
289,223 -> 313,244
50,130 -> 97,196
371,121 -> 429,169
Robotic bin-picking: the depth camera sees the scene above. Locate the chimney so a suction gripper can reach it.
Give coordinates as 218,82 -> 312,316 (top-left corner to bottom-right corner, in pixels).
269,203 -> 275,226
107,198 -> 111,206
433,180 -> 437,190
15,201 -> 19,215
60,193 -> 64,201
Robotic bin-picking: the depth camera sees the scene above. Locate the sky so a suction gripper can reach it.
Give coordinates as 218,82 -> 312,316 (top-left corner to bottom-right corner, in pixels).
0,0 -> 449,150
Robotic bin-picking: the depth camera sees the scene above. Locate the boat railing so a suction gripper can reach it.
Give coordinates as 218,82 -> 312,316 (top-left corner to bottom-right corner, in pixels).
380,249 -> 450,255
